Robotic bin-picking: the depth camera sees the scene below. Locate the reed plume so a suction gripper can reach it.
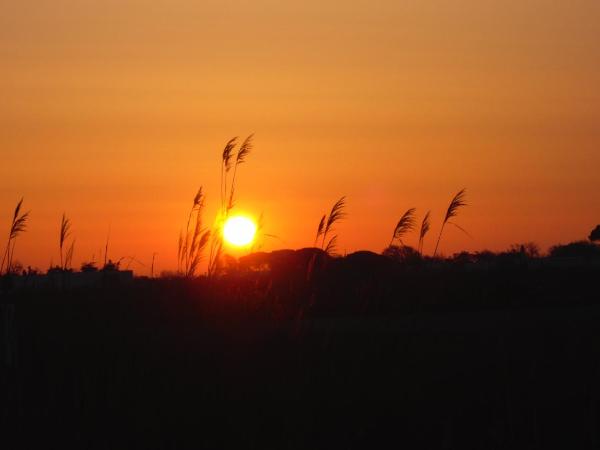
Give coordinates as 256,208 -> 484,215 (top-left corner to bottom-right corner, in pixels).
221,137 -> 238,211
227,134 -> 253,213
1,198 -> 30,274
315,196 -> 346,250
418,210 -> 431,254
209,134 -> 254,278
323,197 -> 346,248
433,189 -> 468,257
187,229 -> 210,277
188,191 -> 208,276
182,187 -> 205,273
60,213 -> 72,270
315,215 -> 326,246
389,207 -> 416,247
324,235 -> 338,256
180,186 -> 210,277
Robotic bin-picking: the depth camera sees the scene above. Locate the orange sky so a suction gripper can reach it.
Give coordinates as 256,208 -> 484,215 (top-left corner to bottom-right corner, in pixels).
1,0 -> 599,275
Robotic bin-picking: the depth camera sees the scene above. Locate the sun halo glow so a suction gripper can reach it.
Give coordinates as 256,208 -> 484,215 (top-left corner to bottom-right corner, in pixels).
223,215 -> 257,247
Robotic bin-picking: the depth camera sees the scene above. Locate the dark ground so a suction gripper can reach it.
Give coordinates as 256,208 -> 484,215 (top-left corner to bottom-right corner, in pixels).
1,263 -> 600,449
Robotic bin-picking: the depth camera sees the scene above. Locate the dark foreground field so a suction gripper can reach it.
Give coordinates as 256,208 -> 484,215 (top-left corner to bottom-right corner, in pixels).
1,263 -> 600,449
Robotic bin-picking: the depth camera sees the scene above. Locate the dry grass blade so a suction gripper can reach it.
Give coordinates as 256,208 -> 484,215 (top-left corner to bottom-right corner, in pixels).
12,198 -> 23,224
190,206 -> 204,254
391,207 -> 416,246
320,196 -> 347,249
227,186 -> 236,212
184,186 -> 206,274
65,240 -> 76,269
104,225 -> 111,267
325,235 -> 338,256
2,198 -> 30,274
315,214 -> 326,245
418,210 -> 431,254
208,239 -> 223,278
221,137 -> 238,210
222,137 -> 238,173
184,188 -> 210,277
59,213 -> 72,269
193,186 -> 204,208
444,188 -> 467,223
60,213 -> 71,250
325,196 -> 346,235
434,188 -> 468,257
177,230 -> 183,273
227,134 -> 254,214
188,230 -> 210,277
236,134 -> 253,164
10,211 -> 29,239
447,221 -> 472,238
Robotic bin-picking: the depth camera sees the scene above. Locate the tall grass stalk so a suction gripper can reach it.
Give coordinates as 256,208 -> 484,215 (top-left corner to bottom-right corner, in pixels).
389,207 -> 416,247
315,196 -> 346,254
182,187 -> 204,273
315,215 -> 326,246
65,240 -> 76,270
151,253 -> 157,278
104,224 -> 111,268
227,134 -> 253,213
433,189 -> 467,257
1,198 -> 30,274
177,231 -> 183,274
59,213 -> 71,270
208,134 -> 253,277
180,187 -> 210,277
324,235 -> 338,256
220,137 -> 237,212
418,210 -> 431,255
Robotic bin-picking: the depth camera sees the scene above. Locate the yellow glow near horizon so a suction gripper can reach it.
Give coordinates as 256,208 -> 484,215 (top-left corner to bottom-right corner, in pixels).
223,216 -> 257,247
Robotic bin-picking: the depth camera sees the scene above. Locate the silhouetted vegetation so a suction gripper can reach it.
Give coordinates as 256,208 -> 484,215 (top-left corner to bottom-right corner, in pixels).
549,240 -> 600,259
207,134 -> 254,277
434,188 -> 468,256
178,187 -> 210,278
2,247 -> 600,449
417,210 -> 431,254
58,213 -> 76,271
389,207 -> 416,247
1,198 -> 29,275
589,224 -> 600,242
315,196 -> 346,255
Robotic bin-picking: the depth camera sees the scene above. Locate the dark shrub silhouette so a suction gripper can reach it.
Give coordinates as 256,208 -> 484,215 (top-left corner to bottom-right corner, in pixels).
382,244 -> 421,264
508,242 -> 541,258
589,225 -> 600,242
452,251 -> 477,265
549,241 -> 600,259
80,262 -> 98,272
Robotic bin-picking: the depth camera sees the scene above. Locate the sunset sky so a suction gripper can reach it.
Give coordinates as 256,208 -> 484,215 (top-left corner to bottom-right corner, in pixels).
1,0 -> 599,274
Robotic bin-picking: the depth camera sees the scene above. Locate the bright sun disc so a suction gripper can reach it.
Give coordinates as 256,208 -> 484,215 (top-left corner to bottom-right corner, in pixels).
223,216 -> 257,247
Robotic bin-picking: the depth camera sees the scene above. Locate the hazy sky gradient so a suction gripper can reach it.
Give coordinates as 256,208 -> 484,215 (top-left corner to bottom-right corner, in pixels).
1,0 -> 599,274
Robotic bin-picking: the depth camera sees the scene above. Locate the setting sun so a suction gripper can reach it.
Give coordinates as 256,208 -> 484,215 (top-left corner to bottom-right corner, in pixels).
223,216 -> 257,247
